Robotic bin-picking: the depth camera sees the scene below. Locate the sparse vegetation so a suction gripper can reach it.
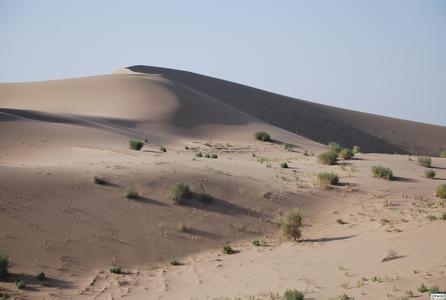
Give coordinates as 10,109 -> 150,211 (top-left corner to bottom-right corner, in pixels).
280,162 -> 289,168
280,208 -> 303,241
283,289 -> 304,300
109,265 -> 122,274
441,151 -> 446,158
424,169 -> 436,179
427,215 -> 437,221
254,131 -> 271,142
352,145 -> 360,154
36,272 -> 47,281
418,283 -> 428,293
436,184 -> 446,199
317,151 -> 337,165
222,244 -> 234,254
169,257 -> 178,266
284,143 -> 293,151
252,239 -> 266,247
316,172 -> 339,186
125,189 -> 138,199
336,294 -> 350,300
405,290 -> 414,298
167,182 -> 191,204
441,212 -> 446,220
129,139 -> 144,150
336,218 -> 347,225
199,192 -> 213,204
0,255 -> 8,278
372,165 -> 394,180
204,153 -> 211,158
195,152 -> 203,157
160,145 -> 167,152
93,176 -> 107,185
15,280 -> 25,290
417,156 -> 432,167
328,142 -> 341,153
211,153 -> 218,159
303,149 -> 309,156
429,285 -> 439,294
338,148 -> 353,160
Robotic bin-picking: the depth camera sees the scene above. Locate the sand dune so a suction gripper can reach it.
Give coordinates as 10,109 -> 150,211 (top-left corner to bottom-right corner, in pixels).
0,67 -> 445,299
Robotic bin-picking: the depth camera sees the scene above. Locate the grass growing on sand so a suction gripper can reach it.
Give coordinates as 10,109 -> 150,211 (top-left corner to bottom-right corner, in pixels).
372,165 -> 394,180
352,145 -> 360,154
254,131 -> 271,142
436,184 -> 446,199
417,156 -> 432,167
125,189 -> 138,199
424,169 -> 436,179
280,208 -> 303,241
222,244 -> 234,254
283,289 -> 304,300
167,182 -> 191,204
129,139 -> 144,150
109,265 -> 122,274
338,148 -> 353,160
441,151 -> 446,158
316,172 -> 339,187
93,176 -> 107,185
328,142 -> 341,153
317,151 -> 337,165
280,162 -> 289,168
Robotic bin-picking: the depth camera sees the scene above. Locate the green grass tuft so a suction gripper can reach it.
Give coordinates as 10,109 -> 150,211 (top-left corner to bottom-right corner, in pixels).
338,148 -> 353,160
418,156 -> 432,167
129,140 -> 144,150
284,289 -> 304,300
222,244 -> 234,254
317,151 -> 337,165
436,184 -> 446,199
280,162 -> 289,168
280,208 -> 303,241
316,172 -> 339,186
109,265 -> 122,274
167,182 -> 191,204
254,131 -> 271,142
372,165 -> 394,180
424,169 -> 436,179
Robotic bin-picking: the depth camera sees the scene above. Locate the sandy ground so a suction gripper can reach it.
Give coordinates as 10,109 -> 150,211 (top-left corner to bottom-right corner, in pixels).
0,68 -> 445,299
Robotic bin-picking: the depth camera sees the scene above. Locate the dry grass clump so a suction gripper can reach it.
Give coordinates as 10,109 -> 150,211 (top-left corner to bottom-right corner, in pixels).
284,143 -> 293,151
352,145 -> 360,154
254,131 -> 271,142
280,208 -> 303,241
328,142 -> 341,153
338,148 -> 353,160
316,172 -> 339,186
372,165 -> 394,180
317,151 -> 337,165
417,156 -> 432,167
436,184 -> 446,199
424,169 -> 436,179
167,182 -> 191,204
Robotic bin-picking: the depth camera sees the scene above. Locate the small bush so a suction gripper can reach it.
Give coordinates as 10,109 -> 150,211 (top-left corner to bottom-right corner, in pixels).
143,138 -> 149,143
94,176 -> 107,185
284,143 -> 293,151
418,283 -> 428,293
160,145 -> 167,152
338,148 -> 353,160
195,152 -> 203,157
252,240 -> 261,246
36,272 -> 47,281
429,285 -> 440,293
418,156 -> 432,167
15,280 -> 26,290
254,131 -> 271,142
167,182 -> 191,204
405,290 -> 414,297
424,169 -> 436,179
317,151 -> 337,165
129,140 -> 144,150
441,151 -> 446,158
284,289 -> 304,300
372,165 -> 394,180
109,265 -> 122,274
303,149 -> 309,156
441,212 -> 446,220
204,153 -> 211,158
337,294 -> 350,300
125,189 -> 138,199
169,257 -> 178,266
328,142 -> 341,153
317,172 -> 339,186
280,162 -> 289,169
0,255 -> 8,278
211,153 -> 218,159
352,145 -> 360,154
427,215 -> 436,221
222,244 -> 234,254
199,192 -> 213,204
436,184 -> 446,199
336,218 -> 347,225
280,208 -> 303,241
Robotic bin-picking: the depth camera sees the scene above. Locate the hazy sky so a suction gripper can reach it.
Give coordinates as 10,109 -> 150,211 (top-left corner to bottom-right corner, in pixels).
1,0 -> 445,125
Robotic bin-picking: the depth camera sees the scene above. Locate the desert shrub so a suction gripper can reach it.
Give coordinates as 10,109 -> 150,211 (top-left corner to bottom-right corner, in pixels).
204,153 -> 211,158
195,152 -> 203,157
169,257 -> 178,266
427,215 -> 436,221
109,265 -> 122,274
429,285 -> 440,293
405,290 -> 414,297
441,151 -> 446,158
283,289 -> 304,300
222,244 -> 234,254
328,142 -> 341,153
36,272 -> 47,281
436,184 -> 446,199
338,148 -> 353,160
352,145 -> 360,154
316,172 -> 339,186
336,218 -> 347,225
424,169 -> 436,179
303,149 -> 309,156
280,162 -> 289,168
211,153 -> 218,159
442,212 -> 446,221
160,145 -> 167,152
280,208 -> 303,241
372,165 -> 394,180
199,192 -> 213,204
317,151 -> 337,165
125,189 -> 138,199
143,138 -> 149,143
167,182 -> 191,204
254,131 -> 271,142
417,156 -> 432,167
15,280 -> 25,289
129,140 -> 144,150
337,294 -> 350,300
93,176 -> 107,185
284,143 -> 293,151
418,283 -> 428,293
0,255 -> 8,278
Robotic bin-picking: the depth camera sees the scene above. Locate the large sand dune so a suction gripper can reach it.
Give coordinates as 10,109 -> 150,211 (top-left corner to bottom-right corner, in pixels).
0,67 -> 445,299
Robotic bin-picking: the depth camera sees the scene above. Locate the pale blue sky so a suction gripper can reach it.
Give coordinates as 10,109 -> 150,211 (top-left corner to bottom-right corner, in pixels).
1,0 -> 445,125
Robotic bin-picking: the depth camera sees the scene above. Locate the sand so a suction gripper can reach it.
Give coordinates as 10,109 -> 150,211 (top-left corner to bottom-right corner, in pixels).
0,66 -> 445,299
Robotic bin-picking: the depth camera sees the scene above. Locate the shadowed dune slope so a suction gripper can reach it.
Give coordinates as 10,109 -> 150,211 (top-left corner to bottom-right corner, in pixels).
128,65 -> 446,156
